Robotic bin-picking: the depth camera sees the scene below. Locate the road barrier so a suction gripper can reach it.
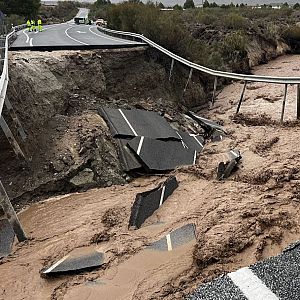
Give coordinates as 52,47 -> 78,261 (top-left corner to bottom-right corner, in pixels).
0,27 -> 27,242
98,26 -> 300,123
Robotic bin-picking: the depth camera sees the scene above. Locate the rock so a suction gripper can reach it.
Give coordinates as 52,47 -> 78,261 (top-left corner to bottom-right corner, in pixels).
69,168 -> 95,187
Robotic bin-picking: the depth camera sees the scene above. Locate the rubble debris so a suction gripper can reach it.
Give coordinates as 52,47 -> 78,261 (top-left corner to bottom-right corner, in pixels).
99,107 -> 205,173
99,107 -> 180,140
42,247 -> 105,275
0,219 -> 15,258
188,241 -> 300,300
129,176 -> 178,229
116,138 -> 142,172
217,149 -> 242,180
148,223 -> 196,251
186,111 -> 226,140
176,131 -> 205,153
128,137 -> 197,171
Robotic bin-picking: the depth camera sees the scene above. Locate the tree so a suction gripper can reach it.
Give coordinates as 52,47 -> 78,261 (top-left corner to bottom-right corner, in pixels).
0,0 -> 40,18
157,2 -> 165,8
173,4 -> 183,10
183,0 -> 195,9
96,0 -> 111,6
203,0 -> 210,8
293,2 -> 300,9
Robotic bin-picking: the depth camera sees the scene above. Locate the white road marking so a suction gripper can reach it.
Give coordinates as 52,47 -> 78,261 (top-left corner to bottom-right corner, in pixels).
193,150 -> 197,165
228,267 -> 279,300
118,109 -> 138,136
76,31 -> 86,34
23,29 -> 29,44
230,150 -> 238,158
166,234 -> 172,251
29,38 -> 33,47
65,26 -> 89,45
43,255 -> 70,274
136,136 -> 144,155
88,26 -> 128,44
176,132 -> 188,149
159,186 -> 166,206
191,134 -> 204,148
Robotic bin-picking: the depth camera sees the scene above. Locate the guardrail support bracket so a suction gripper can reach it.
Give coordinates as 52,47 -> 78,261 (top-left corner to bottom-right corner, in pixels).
0,116 -> 26,160
281,84 -> 288,125
236,81 -> 247,114
4,96 -> 27,141
169,59 -> 175,82
184,68 -> 193,92
211,76 -> 218,107
0,180 -> 27,242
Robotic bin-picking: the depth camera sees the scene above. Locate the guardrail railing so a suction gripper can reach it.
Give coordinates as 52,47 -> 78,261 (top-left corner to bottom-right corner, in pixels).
98,26 -> 300,123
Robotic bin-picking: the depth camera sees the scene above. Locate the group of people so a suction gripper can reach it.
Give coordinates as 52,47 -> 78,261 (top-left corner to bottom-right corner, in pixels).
26,19 -> 43,32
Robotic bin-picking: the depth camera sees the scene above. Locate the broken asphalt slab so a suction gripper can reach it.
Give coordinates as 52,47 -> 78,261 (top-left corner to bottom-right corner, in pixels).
217,149 -> 242,180
187,242 -> 300,300
128,136 -> 197,171
43,247 -> 105,275
148,223 -> 196,251
129,176 -> 178,229
99,107 -> 180,140
0,219 -> 15,258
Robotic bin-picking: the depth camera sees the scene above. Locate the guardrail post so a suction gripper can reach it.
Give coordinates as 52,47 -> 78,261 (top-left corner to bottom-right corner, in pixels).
211,76 -> 218,107
281,84 -> 288,125
236,81 -> 247,114
0,181 -> 27,242
184,68 -> 193,92
297,84 -> 300,120
4,96 -> 27,141
169,59 -> 174,82
0,116 -> 26,159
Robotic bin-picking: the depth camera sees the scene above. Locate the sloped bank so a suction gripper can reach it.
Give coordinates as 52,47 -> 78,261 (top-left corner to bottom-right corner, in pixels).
1,48 -> 207,207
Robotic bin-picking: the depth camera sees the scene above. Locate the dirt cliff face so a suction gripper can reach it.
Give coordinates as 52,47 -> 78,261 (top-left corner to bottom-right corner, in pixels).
1,48 -> 207,206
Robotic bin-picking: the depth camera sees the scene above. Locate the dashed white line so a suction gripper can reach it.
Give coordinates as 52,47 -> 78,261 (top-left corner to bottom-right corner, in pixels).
118,109 -> 138,136
43,255 -> 70,274
136,136 -> 144,155
65,26 -> 89,45
159,186 -> 166,206
166,234 -> 172,251
193,150 -> 197,165
228,267 -> 279,300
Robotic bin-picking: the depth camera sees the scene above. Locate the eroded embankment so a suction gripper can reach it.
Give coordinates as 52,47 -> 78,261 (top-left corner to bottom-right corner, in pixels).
1,48 -> 206,207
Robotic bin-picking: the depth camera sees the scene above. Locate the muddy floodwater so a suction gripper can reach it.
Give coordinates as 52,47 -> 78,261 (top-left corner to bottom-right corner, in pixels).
1,55 -> 300,299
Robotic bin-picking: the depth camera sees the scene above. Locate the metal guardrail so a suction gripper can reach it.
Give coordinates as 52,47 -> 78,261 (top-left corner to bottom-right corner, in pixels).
98,26 -> 300,85
0,29 -> 15,118
0,25 -> 25,118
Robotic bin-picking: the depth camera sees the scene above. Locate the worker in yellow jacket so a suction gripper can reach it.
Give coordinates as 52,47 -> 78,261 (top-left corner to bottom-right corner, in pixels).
31,20 -> 36,32
37,19 -> 43,32
26,20 -> 31,32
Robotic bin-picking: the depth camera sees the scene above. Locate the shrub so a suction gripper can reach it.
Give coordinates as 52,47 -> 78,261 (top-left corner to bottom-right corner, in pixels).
223,12 -> 248,29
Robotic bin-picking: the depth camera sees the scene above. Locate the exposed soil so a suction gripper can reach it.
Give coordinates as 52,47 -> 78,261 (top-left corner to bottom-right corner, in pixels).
1,48 -> 206,209
1,54 -> 300,299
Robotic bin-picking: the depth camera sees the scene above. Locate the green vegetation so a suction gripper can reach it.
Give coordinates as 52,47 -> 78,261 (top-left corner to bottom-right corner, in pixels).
0,0 -> 41,19
39,1 -> 79,23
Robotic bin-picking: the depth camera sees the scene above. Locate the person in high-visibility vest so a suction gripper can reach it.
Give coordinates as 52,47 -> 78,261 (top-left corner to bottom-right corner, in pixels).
37,19 -> 43,32
26,20 -> 31,32
31,20 -> 36,32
